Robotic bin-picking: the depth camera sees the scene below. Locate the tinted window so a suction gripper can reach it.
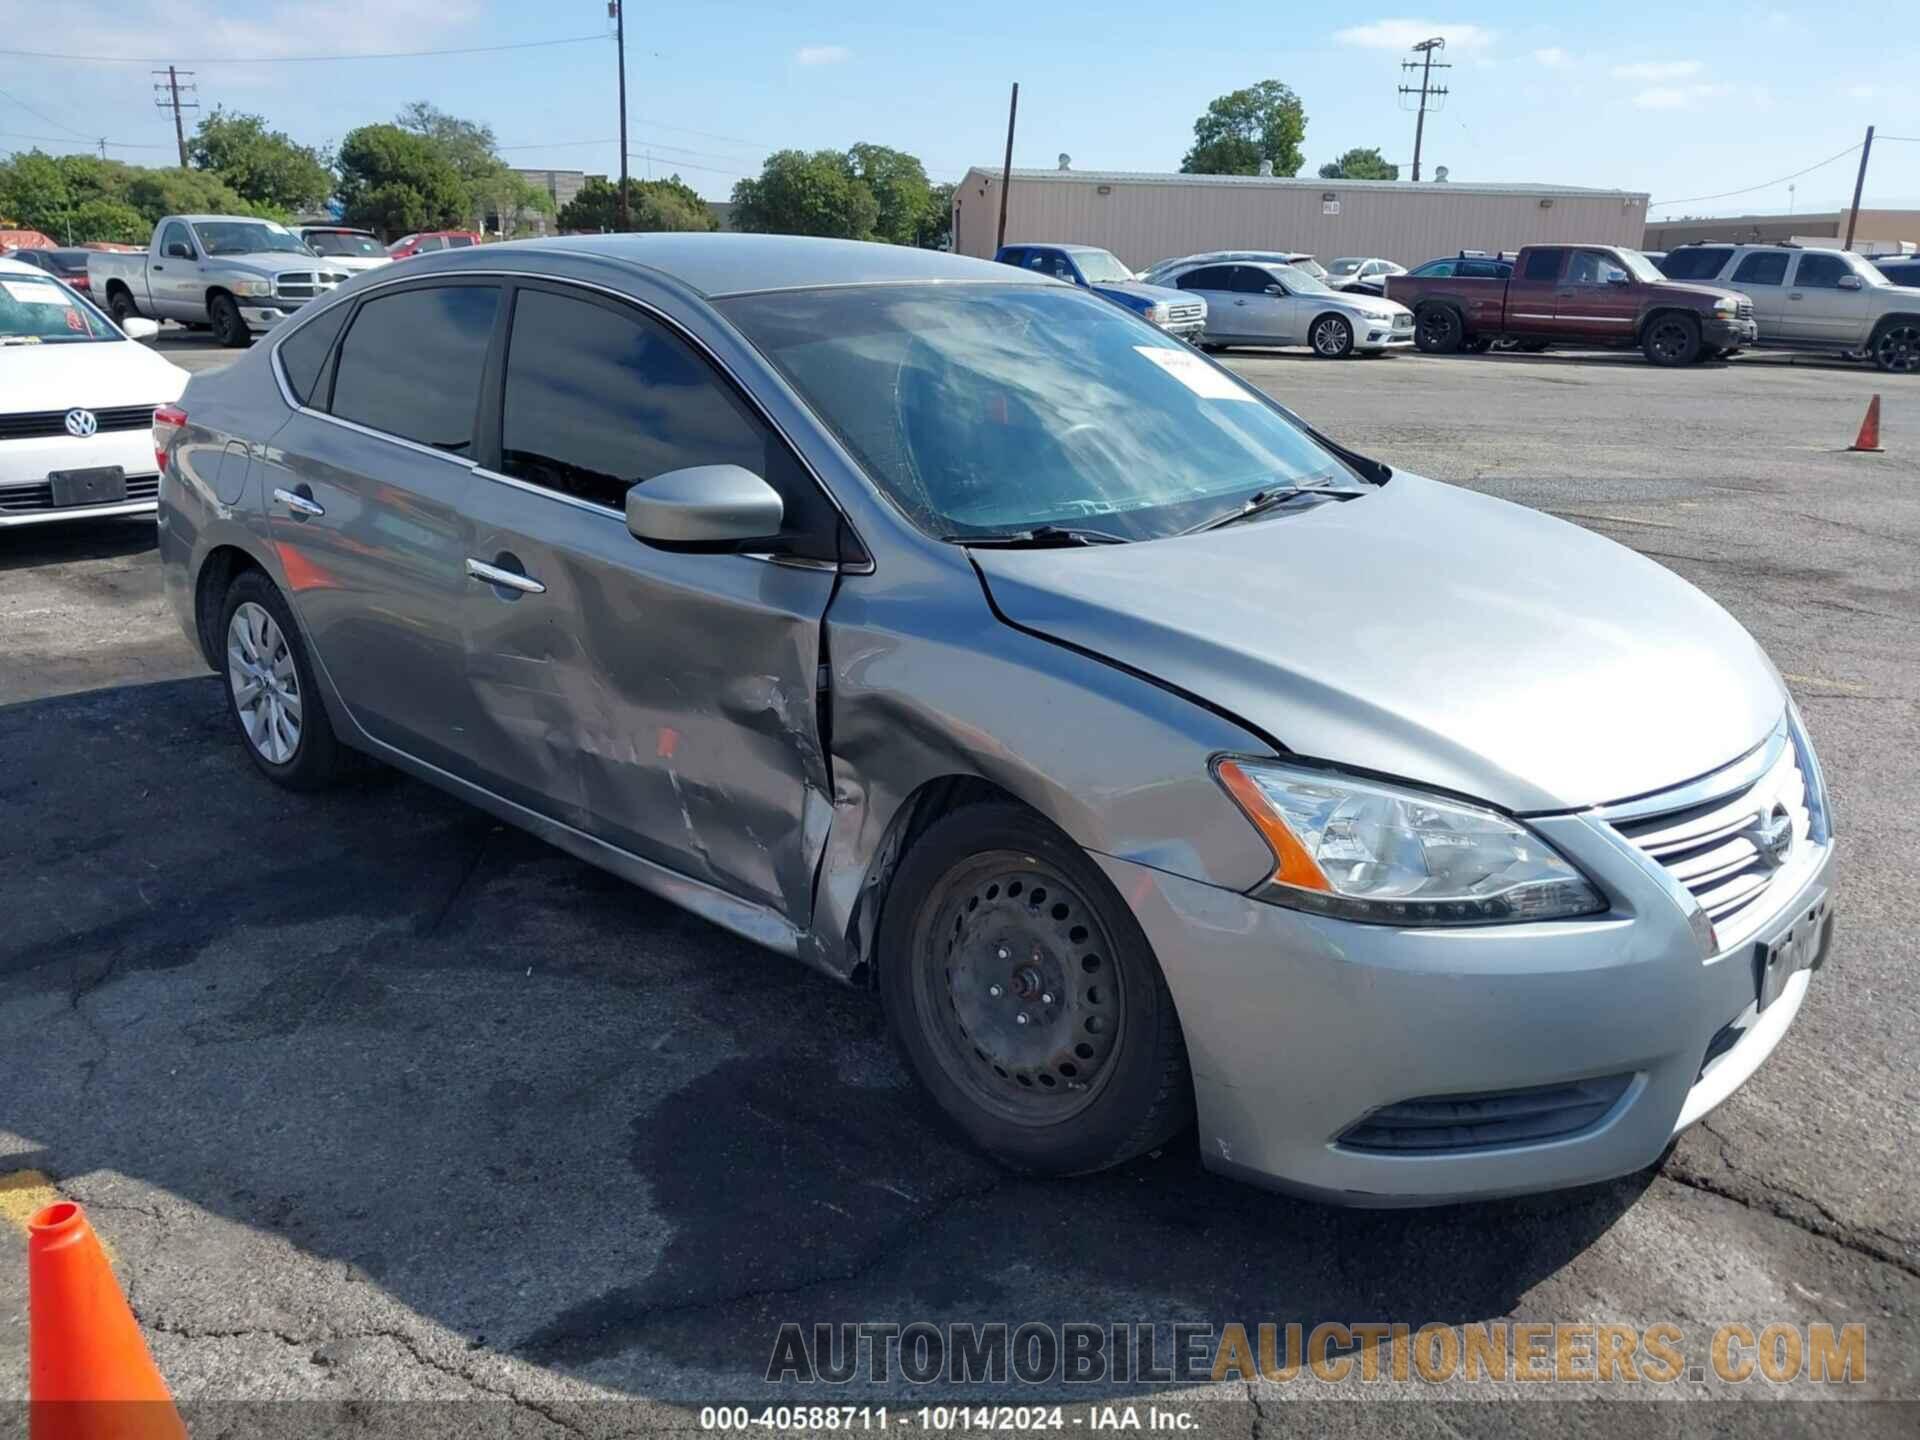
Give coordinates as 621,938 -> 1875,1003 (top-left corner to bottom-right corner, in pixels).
277,302 -> 351,407
330,285 -> 499,454
996,248 -> 1027,268
1793,254 -> 1849,288
1731,252 -> 1788,286
1177,266 -> 1236,291
1659,247 -> 1733,280
1458,259 -> 1506,278
1522,249 -> 1565,282
499,287 -> 836,553
1232,266 -> 1277,294
1878,261 -> 1920,287
447,235 -> 476,249
1411,259 -> 1456,277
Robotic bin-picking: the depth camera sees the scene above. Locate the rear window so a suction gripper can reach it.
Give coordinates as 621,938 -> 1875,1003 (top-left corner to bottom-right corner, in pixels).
1658,247 -> 1733,280
1411,259 -> 1456,277
1878,261 -> 1920,286
328,285 -> 499,454
446,235 -> 476,249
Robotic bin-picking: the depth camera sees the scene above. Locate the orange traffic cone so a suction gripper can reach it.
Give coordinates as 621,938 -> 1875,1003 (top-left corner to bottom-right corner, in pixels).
1850,394 -> 1884,452
28,1201 -> 187,1440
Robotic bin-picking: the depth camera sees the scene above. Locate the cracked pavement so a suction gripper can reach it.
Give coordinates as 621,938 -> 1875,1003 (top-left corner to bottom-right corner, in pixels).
2,341 -> 1916,1434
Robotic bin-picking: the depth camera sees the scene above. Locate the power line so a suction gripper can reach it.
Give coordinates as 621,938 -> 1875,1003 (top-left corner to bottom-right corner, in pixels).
1649,141 -> 1864,210
626,152 -> 748,178
0,34 -> 608,65
0,83 -> 96,140
0,129 -> 171,150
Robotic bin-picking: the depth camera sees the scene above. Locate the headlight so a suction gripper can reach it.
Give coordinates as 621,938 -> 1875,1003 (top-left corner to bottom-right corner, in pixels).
231,279 -> 273,297
1786,701 -> 1831,844
1148,302 -> 1171,322
1713,297 -> 1738,315
1216,759 -> 1607,925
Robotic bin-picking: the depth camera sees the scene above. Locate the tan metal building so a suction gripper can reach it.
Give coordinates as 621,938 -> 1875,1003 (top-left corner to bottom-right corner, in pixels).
952,167 -> 1651,270
1642,209 -> 1920,254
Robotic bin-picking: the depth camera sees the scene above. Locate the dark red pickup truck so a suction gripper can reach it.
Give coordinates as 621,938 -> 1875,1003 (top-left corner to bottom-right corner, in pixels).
1386,244 -> 1758,365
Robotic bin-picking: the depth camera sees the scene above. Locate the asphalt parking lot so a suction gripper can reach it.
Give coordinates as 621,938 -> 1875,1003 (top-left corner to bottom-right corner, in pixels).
3,333 -> 1917,1432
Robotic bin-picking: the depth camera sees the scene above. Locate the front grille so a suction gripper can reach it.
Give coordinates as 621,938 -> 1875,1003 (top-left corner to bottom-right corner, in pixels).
273,271 -> 349,302
0,473 -> 159,513
1337,1074 -> 1634,1153
1736,300 -> 1755,320
1608,740 -> 1810,947
1163,302 -> 1204,325
0,404 -> 158,442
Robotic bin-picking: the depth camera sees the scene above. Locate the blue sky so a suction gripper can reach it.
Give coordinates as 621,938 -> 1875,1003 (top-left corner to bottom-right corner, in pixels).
2,2 -> 1915,221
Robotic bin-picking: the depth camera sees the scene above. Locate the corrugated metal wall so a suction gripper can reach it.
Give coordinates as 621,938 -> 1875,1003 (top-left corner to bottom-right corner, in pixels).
953,174 -> 1649,269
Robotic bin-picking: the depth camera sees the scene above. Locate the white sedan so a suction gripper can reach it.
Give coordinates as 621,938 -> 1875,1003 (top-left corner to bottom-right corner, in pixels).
1156,259 -> 1415,357
1,256 -> 188,529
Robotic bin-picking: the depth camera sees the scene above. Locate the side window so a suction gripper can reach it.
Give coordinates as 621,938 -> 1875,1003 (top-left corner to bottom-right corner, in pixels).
1792,254 -> 1849,289
416,236 -> 445,253
499,287 -> 836,555
160,222 -> 192,257
997,248 -> 1026,268
1566,250 -> 1628,286
1414,259 -> 1455,277
1459,260 -> 1502,278
1178,266 -> 1233,291
1522,249 -> 1566,282
276,301 -> 351,407
1661,247 -> 1733,280
1233,266 -> 1276,294
447,235 -> 476,249
1045,252 -> 1079,282
329,285 -> 499,454
1731,252 -> 1788,286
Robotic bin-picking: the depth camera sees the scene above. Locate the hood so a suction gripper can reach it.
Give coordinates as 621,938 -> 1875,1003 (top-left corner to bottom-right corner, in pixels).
972,473 -> 1782,813
0,338 -> 188,411
217,253 -> 333,277
1650,279 -> 1744,306
1316,289 -> 1410,316
328,255 -> 392,273
1091,279 -> 1189,307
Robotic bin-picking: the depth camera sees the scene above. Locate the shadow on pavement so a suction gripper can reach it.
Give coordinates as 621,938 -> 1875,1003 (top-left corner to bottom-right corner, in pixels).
2,677 -> 1651,1400
0,518 -> 157,575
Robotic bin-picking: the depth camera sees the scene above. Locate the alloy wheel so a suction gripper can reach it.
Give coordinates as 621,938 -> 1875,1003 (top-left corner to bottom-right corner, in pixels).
1313,317 -> 1352,357
1647,318 -> 1691,363
1876,323 -> 1920,373
916,852 -> 1126,1125
1416,308 -> 1457,352
227,601 -> 303,765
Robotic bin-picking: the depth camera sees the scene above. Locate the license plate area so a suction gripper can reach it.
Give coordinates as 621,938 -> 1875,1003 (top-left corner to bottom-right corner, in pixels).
49,466 -> 127,507
1755,894 -> 1832,1012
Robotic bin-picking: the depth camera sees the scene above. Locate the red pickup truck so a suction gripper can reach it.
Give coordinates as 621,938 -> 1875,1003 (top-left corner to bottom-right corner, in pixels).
1386,244 -> 1758,365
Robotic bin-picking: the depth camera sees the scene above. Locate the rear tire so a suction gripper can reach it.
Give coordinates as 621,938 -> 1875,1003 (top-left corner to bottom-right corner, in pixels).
209,293 -> 251,349
1414,304 -> 1462,354
106,286 -> 136,324
218,571 -> 347,791
879,802 -> 1192,1176
1641,312 -> 1701,367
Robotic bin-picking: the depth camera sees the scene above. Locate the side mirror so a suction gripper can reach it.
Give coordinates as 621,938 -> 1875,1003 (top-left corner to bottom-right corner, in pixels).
626,464 -> 784,549
1606,272 -> 1630,285
121,316 -> 160,340
1264,284 -> 1286,296
1837,274 -> 1864,291
166,242 -> 193,260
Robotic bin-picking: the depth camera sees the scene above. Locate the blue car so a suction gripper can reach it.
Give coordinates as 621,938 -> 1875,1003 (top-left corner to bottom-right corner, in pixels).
995,243 -> 1205,341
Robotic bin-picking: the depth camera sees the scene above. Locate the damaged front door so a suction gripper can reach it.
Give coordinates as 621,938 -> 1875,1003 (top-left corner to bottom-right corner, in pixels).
456,281 -> 843,921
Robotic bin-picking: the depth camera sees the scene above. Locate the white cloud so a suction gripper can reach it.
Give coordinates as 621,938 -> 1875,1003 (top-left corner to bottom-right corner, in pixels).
1612,59 -> 1703,81
1632,82 -> 1732,110
794,44 -> 851,65
1531,47 -> 1569,67
1332,19 -> 1495,52
1847,83 -> 1877,100
0,0 -> 481,63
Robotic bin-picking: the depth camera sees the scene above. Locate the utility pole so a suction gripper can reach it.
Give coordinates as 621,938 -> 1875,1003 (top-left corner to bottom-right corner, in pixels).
610,1 -> 630,232
1397,38 -> 1449,183
152,66 -> 196,167
995,82 -> 1019,252
1843,124 -> 1874,251
97,138 -> 107,160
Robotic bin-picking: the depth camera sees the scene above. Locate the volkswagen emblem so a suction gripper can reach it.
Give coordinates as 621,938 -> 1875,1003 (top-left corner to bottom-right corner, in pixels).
1748,807 -> 1794,870
63,408 -> 98,438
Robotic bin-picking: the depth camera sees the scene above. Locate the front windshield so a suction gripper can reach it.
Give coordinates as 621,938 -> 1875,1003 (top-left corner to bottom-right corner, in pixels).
1613,248 -> 1667,284
0,273 -> 117,343
1326,258 -> 1364,275
721,283 -> 1352,543
1291,258 -> 1328,279
1072,249 -> 1133,284
303,230 -> 384,258
1268,264 -> 1334,296
194,221 -> 314,257
1846,253 -> 1891,286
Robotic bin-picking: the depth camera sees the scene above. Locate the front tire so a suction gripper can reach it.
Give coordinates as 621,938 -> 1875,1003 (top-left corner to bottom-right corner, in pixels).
1642,312 -> 1701,367
209,293 -> 251,349
1310,314 -> 1355,359
219,571 -> 346,790
1870,319 -> 1920,373
879,802 -> 1192,1175
1414,304 -> 1462,354
106,286 -> 137,324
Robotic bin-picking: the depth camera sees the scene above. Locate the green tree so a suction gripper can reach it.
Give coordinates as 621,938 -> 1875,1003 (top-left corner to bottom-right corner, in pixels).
67,198 -> 149,245
123,167 -> 267,224
0,151 -> 71,236
730,149 -> 879,240
846,143 -> 933,246
915,181 -> 956,250
188,107 -> 332,210
1318,147 -> 1398,181
1180,81 -> 1307,176
335,124 -> 469,238
554,175 -> 717,233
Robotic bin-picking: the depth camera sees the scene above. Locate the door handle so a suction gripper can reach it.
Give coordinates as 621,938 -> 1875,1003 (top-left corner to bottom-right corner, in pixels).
1233,299 -> 1248,306
152,264 -> 164,272
272,486 -> 324,518
466,557 -> 545,595
1789,292 -> 1803,300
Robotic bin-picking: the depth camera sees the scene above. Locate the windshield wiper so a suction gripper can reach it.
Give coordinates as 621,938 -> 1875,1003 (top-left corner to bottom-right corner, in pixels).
950,524 -> 1130,548
1178,480 -> 1359,536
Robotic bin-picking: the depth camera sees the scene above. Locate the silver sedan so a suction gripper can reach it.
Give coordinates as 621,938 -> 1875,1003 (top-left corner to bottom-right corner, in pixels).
158,235 -> 1833,1203
1155,259 -> 1416,356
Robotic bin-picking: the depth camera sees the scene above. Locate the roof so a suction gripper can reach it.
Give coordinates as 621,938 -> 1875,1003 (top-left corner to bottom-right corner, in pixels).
514,232 -> 1033,297
965,167 -> 1649,202
0,255 -> 50,274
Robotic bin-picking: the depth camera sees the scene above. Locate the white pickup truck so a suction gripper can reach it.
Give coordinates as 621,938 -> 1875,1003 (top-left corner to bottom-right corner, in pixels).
89,214 -> 352,348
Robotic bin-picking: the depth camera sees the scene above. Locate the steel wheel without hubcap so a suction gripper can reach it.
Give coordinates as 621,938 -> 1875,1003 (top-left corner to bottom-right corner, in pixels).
1874,322 -> 1920,373
227,601 -> 302,765
1312,316 -> 1354,358
1415,307 -> 1460,354
914,852 -> 1126,1125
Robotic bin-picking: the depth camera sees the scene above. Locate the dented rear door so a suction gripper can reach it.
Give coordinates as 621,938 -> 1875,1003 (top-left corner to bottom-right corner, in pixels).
455,281 -> 838,921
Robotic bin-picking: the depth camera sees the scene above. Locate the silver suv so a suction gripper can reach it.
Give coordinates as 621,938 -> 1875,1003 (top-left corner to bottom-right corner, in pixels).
1657,242 -> 1920,372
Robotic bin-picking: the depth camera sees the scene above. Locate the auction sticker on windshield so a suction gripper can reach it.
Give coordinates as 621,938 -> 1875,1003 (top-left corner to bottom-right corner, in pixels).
1133,345 -> 1252,400
3,280 -> 71,304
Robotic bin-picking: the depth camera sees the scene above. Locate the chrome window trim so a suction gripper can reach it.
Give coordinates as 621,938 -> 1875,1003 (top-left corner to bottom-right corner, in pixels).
1590,713 -> 1790,823
472,464 -> 622,521
269,266 -> 866,564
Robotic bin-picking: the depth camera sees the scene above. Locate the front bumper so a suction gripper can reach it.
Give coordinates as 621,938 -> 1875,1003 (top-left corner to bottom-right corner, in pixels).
1155,318 -> 1207,341
1704,316 -> 1759,348
1100,817 -> 1832,1206
238,304 -> 298,331
0,428 -> 163,528
1357,321 -> 1416,351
